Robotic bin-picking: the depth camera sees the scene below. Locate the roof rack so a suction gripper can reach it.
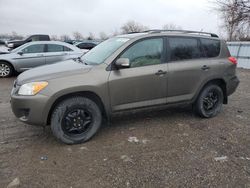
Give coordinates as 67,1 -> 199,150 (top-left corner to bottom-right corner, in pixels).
143,29 -> 219,38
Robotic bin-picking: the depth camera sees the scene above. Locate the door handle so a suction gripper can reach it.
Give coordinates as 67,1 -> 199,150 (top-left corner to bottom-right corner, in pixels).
201,65 -> 210,71
36,54 -> 44,57
155,70 -> 167,76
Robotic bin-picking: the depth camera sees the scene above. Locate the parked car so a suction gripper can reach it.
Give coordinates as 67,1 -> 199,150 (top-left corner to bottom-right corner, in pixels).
74,41 -> 100,53
74,41 -> 99,49
5,34 -> 50,49
64,40 -> 81,45
11,30 -> 239,144
0,39 -> 5,45
0,41 -> 82,77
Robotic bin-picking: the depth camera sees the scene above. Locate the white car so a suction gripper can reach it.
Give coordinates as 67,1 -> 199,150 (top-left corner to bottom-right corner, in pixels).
0,41 -> 83,77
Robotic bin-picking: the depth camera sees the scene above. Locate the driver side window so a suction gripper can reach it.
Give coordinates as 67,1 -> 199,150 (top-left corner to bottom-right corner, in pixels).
22,44 -> 45,54
120,38 -> 163,68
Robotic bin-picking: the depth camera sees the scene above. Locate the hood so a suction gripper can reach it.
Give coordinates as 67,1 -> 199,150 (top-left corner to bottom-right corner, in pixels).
7,40 -> 24,44
0,52 -> 12,58
17,59 -> 92,85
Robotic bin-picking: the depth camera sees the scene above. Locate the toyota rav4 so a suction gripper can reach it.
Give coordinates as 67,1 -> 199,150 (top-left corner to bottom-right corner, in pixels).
10,30 -> 239,144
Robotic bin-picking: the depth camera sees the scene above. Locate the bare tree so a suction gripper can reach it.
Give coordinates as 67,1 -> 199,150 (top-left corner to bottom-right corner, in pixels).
213,0 -> 250,40
87,32 -> 95,40
50,35 -> 59,41
60,35 -> 71,41
162,23 -> 182,30
99,32 -> 108,40
111,29 -> 120,37
73,32 -> 84,40
121,20 -> 149,34
0,32 -> 23,40
12,32 -> 23,40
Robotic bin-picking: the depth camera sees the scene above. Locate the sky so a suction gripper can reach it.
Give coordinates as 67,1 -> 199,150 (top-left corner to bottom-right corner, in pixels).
0,0 -> 222,38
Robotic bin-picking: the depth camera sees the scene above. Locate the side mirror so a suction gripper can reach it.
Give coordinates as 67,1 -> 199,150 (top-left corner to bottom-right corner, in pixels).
17,51 -> 23,56
115,58 -> 130,69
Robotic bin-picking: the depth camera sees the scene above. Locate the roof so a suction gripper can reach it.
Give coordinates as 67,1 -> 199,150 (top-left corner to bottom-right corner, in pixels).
26,41 -> 70,45
13,41 -> 82,52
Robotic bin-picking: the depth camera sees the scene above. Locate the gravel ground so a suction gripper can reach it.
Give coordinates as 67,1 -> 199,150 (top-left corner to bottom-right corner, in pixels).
0,69 -> 249,188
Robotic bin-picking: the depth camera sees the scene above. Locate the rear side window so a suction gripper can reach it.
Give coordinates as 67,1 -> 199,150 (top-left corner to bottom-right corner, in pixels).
47,44 -> 64,52
30,36 -> 39,41
169,37 -> 202,61
200,38 -> 220,58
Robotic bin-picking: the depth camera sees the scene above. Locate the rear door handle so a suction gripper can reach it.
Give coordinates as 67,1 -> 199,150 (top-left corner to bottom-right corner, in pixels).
201,65 -> 210,71
155,70 -> 167,76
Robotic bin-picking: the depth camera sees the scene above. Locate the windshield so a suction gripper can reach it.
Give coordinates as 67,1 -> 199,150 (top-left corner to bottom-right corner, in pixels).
81,37 -> 130,65
11,43 -> 28,53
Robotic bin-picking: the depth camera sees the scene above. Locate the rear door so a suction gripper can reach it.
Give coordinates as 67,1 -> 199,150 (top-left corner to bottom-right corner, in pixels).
13,44 -> 46,70
45,44 -> 72,64
108,37 -> 168,111
166,37 -> 209,103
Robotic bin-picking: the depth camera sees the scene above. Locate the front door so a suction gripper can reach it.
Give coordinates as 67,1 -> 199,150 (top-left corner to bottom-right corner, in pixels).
13,44 -> 46,71
108,37 -> 168,112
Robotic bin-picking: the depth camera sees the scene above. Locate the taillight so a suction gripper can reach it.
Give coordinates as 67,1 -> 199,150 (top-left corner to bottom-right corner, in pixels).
228,57 -> 237,65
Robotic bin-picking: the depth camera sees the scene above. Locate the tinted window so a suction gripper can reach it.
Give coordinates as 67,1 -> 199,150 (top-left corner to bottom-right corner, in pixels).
120,38 -> 163,68
169,37 -> 201,61
47,44 -> 64,52
31,36 -> 40,41
201,38 -> 220,58
22,44 -> 45,53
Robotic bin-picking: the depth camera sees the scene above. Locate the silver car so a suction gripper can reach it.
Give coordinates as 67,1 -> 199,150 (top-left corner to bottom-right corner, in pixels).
0,41 -> 83,77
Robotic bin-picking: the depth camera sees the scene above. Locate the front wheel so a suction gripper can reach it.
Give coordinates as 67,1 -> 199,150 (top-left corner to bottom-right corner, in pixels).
51,96 -> 102,144
0,62 -> 13,78
194,84 -> 224,118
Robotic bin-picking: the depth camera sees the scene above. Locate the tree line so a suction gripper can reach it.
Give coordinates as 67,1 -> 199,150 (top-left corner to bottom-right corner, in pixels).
1,1 -> 249,42
0,21 -> 182,42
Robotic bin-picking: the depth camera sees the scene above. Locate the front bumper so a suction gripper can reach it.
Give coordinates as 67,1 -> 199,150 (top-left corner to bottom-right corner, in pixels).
227,76 -> 240,96
11,93 -> 50,126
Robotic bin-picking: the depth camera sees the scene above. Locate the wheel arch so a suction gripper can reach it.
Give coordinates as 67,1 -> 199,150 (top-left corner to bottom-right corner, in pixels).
0,60 -> 16,72
46,91 -> 108,125
195,78 -> 228,104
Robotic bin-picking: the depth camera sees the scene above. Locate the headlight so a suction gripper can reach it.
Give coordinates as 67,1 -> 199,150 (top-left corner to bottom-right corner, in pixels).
18,81 -> 48,96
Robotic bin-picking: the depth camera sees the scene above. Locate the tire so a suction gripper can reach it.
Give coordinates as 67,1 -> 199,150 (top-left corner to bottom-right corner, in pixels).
0,62 -> 13,78
51,96 -> 102,144
194,84 -> 224,118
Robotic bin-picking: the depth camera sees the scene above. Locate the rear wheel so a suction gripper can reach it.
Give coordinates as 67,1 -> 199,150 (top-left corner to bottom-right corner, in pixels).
51,96 -> 102,144
194,84 -> 223,118
0,62 -> 13,78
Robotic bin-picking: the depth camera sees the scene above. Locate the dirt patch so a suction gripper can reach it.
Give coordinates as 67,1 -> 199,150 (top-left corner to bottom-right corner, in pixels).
0,69 -> 250,187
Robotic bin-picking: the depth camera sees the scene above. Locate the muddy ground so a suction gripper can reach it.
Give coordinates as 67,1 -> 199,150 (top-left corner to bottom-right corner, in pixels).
0,69 -> 249,188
